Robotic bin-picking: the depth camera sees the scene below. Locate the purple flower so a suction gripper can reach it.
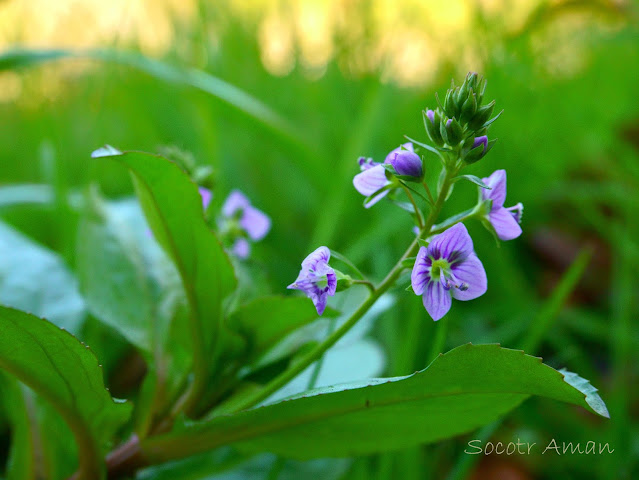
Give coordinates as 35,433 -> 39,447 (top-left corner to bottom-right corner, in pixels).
353,143 -> 414,208
198,187 -> 213,210
411,223 -> 487,321
220,190 -> 271,259
390,150 -> 423,177
425,109 -> 435,124
288,246 -> 337,315
472,135 -> 488,152
481,170 -> 523,241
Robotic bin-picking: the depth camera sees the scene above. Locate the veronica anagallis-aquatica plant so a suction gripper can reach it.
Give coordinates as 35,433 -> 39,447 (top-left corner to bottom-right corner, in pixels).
0,74 -> 608,480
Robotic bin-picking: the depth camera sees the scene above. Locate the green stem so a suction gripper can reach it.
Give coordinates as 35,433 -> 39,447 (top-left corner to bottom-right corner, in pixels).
352,279 -> 375,292
228,169 -> 457,414
401,184 -> 425,229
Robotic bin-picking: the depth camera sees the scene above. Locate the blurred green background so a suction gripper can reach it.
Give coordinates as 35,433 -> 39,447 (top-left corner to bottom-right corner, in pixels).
0,0 -> 638,478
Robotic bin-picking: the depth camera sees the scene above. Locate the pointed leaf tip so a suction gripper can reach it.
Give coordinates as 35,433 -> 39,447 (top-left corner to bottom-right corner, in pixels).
91,145 -> 122,158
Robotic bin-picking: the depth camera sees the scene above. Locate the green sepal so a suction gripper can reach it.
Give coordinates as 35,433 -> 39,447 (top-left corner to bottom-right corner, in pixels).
417,238 -> 430,248
454,175 -> 491,189
481,109 -> 504,129
401,256 -> 418,268
334,270 -> 354,292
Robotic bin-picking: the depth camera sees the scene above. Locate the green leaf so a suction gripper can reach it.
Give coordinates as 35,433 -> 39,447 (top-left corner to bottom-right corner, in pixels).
0,49 -> 302,149
94,148 -> 237,379
136,450 -> 351,480
454,174 -> 491,189
0,373 -> 36,480
0,306 -> 132,479
228,297 -> 338,364
0,221 -> 85,333
141,344 -> 608,462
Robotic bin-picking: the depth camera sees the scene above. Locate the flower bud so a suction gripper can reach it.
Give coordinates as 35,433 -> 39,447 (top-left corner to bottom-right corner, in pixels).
472,135 -> 488,152
423,109 -> 444,146
391,150 -> 423,178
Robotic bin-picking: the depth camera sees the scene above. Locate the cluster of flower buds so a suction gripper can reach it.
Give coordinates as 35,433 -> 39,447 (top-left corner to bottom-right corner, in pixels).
423,72 -> 501,164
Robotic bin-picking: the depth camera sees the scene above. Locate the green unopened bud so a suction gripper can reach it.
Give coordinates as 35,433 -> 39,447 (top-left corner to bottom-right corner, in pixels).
469,101 -> 495,130
193,165 -> 216,190
443,118 -> 464,146
443,89 -> 456,118
460,91 -> 477,124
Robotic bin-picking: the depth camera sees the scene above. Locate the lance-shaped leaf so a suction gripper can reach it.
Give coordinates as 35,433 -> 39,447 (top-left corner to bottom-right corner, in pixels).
142,344 -> 608,462
0,306 -> 132,479
92,147 -> 237,379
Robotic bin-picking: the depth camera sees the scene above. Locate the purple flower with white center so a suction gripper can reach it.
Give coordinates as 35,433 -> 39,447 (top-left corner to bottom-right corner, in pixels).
481,170 -> 523,241
353,143 -> 414,208
220,190 -> 271,259
411,223 -> 487,321
288,246 -> 337,315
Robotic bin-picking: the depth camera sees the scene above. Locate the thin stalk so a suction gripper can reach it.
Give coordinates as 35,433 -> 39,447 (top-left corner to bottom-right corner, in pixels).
401,184 -> 425,229
227,169 -> 456,414
352,279 -> 375,293
422,181 -> 435,205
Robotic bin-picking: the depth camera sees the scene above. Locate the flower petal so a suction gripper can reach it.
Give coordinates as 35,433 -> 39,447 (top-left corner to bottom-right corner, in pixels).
313,292 -> 328,316
326,270 -> 337,296
353,164 -> 391,208
301,246 -> 331,270
232,238 -> 251,259
353,164 -> 389,196
451,253 -> 487,301
481,169 -> 507,208
427,223 -> 474,263
423,281 -> 452,321
241,205 -> 271,241
489,207 -> 523,241
384,142 -> 414,164
411,246 -> 431,295
198,187 -> 213,210
222,190 -> 251,217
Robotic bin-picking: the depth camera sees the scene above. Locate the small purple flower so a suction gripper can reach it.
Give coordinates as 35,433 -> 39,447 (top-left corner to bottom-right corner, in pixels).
425,109 -> 435,124
481,170 -> 523,241
288,246 -> 337,315
353,143 -> 414,208
220,190 -> 271,259
390,150 -> 423,178
472,135 -> 488,152
411,223 -> 487,321
198,187 -> 213,210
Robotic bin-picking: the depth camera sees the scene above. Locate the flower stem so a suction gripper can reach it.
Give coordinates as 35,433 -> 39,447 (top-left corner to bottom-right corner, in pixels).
227,169 -> 457,414
401,184 -> 425,229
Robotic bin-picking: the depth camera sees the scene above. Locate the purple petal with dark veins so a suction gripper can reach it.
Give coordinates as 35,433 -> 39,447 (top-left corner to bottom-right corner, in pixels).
450,253 -> 487,301
427,223 -> 474,262
353,165 -> 391,208
411,246 -> 431,295
489,207 -> 522,241
301,246 -> 331,270
481,170 -> 507,209
423,281 -> 452,321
